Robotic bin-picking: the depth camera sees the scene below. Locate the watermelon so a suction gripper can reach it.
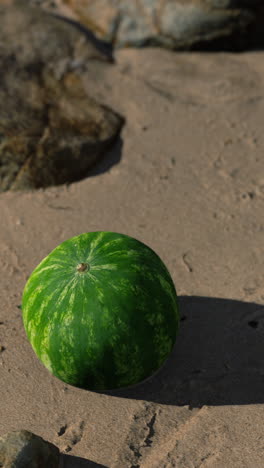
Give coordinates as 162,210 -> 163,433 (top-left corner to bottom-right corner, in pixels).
22,232 -> 180,391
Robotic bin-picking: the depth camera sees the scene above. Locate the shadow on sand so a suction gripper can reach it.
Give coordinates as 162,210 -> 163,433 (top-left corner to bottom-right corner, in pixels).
85,136 -> 123,178
61,453 -> 107,468
98,296 -> 264,407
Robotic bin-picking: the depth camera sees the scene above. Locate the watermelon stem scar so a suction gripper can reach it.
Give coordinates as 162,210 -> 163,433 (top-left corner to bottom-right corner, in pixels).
77,262 -> 90,273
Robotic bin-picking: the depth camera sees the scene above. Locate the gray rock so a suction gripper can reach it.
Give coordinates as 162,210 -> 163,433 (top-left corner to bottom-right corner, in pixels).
29,0 -> 264,51
0,430 -> 60,467
0,0 -> 124,192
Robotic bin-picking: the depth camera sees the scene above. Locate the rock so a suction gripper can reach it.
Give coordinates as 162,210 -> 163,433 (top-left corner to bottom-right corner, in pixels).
0,0 -> 124,192
28,0 -> 264,51
0,430 -> 60,467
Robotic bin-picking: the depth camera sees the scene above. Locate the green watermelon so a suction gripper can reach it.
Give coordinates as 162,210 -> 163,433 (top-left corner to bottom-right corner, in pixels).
22,232 -> 180,391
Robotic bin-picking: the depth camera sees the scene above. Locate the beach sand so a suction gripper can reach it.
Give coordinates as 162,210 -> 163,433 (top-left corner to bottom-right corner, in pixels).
0,47 -> 264,467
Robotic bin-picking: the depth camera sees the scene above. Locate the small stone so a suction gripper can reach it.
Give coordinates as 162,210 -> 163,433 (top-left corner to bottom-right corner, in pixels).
0,430 -> 60,468
15,219 -> 23,226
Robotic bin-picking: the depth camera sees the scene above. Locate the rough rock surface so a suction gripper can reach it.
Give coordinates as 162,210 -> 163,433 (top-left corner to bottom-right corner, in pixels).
28,0 -> 264,51
0,430 -> 60,467
0,0 -> 124,192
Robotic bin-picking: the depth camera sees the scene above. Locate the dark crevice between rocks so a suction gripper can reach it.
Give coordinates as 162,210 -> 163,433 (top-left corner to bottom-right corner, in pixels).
163,8 -> 264,52
49,12 -> 115,63
185,22 -> 264,52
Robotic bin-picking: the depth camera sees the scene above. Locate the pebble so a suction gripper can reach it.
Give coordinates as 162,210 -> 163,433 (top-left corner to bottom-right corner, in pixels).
0,430 -> 60,468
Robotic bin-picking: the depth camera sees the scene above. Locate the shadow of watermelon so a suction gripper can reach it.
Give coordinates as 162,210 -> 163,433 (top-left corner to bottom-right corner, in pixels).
101,296 -> 264,407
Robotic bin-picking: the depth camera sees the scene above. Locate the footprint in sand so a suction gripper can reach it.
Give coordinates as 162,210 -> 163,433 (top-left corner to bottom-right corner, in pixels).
57,419 -> 85,453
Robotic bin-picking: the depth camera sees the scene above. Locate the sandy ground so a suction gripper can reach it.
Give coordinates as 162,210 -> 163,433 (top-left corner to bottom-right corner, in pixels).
1,47 -> 264,467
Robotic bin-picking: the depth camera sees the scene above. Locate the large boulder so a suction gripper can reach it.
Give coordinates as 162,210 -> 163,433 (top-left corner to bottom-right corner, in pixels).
0,0 -> 124,192
28,0 -> 264,51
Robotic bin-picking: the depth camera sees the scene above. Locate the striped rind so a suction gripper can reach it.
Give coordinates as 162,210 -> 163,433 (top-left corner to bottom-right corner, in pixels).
22,231 -> 180,391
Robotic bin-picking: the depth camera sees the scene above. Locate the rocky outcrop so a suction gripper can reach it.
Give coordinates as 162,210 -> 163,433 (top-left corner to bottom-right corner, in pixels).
0,0 -> 124,192
0,430 -> 60,467
28,0 -> 264,51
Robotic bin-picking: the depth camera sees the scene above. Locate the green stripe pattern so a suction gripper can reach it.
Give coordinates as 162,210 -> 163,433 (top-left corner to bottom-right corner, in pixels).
22,232 -> 180,391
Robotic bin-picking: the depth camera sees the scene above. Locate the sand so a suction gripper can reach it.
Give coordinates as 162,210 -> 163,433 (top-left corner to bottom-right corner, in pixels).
0,47 -> 264,467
